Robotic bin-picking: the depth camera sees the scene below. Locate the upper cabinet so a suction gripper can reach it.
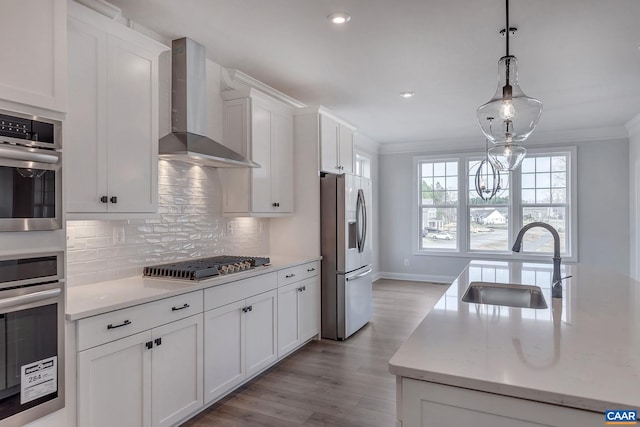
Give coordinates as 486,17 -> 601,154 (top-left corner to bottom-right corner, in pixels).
320,113 -> 355,174
0,0 -> 67,113
221,89 -> 294,217
66,2 -> 168,216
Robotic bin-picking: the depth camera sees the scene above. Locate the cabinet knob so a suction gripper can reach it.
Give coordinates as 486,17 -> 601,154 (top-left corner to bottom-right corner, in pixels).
154,337 -> 162,346
100,196 -> 108,203
145,341 -> 153,350
110,196 -> 118,204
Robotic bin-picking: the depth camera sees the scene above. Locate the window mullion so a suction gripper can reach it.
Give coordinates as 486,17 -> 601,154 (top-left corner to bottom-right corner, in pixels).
460,156 -> 468,253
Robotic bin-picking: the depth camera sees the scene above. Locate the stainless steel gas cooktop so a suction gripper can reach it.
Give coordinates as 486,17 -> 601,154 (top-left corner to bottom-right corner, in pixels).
143,255 -> 270,281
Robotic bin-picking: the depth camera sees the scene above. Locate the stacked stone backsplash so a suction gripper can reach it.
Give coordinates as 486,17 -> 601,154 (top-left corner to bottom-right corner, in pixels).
66,160 -> 269,287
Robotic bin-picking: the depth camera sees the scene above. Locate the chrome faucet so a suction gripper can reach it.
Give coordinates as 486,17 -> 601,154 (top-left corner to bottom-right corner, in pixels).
512,222 -> 566,298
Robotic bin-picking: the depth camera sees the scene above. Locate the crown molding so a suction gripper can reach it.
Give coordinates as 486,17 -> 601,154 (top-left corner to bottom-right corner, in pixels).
625,113 -> 640,137
73,0 -> 122,20
378,126 -> 629,155
220,68 -> 306,109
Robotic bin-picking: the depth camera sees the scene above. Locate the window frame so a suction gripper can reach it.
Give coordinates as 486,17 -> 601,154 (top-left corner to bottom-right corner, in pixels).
413,146 -> 577,262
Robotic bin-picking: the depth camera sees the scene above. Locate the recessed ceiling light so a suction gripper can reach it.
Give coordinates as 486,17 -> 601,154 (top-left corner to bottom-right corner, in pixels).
328,12 -> 351,24
400,91 -> 415,98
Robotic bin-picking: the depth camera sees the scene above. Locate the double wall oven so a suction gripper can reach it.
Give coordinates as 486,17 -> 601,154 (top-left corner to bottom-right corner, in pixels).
0,110 -> 65,426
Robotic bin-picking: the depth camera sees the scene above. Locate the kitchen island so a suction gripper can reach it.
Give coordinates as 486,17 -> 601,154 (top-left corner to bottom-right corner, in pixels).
389,260 -> 640,427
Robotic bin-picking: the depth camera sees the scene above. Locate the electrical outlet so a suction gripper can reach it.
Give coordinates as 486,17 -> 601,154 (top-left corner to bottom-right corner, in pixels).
404,259 -> 410,266
113,226 -> 126,245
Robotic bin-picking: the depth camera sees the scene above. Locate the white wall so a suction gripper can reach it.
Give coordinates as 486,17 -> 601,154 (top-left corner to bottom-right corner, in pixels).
354,133 -> 380,278
378,138 -> 630,282
627,114 -> 640,280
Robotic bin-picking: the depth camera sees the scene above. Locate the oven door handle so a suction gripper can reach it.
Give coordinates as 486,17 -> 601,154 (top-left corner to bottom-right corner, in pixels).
0,288 -> 61,310
0,144 -> 60,164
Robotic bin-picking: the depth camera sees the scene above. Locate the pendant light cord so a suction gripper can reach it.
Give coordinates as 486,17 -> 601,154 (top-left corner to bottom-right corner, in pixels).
505,0 -> 510,56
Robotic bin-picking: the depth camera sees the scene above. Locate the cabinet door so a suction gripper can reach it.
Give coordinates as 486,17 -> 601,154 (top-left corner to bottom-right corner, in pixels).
277,283 -> 300,357
299,277 -> 320,342
0,0 -> 66,112
203,300 -> 246,404
66,17 -> 108,213
106,34 -> 158,213
338,125 -> 354,174
245,290 -> 278,377
77,331 -> 153,427
320,115 -> 340,174
272,111 -> 294,212
249,99 -> 274,212
151,315 -> 203,427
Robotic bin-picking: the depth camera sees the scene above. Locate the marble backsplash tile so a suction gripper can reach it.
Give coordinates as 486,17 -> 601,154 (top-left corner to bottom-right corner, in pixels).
66,160 -> 269,287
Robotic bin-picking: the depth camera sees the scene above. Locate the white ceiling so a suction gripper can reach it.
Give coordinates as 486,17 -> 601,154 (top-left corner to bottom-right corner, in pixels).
107,0 -> 640,145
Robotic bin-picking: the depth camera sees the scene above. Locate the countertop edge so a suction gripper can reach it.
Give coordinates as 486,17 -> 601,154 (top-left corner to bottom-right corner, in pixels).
66,255 -> 322,321
387,363 -> 636,413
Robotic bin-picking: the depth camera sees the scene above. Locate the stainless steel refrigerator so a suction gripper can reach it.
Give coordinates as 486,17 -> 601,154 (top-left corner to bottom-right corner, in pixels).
320,173 -> 373,340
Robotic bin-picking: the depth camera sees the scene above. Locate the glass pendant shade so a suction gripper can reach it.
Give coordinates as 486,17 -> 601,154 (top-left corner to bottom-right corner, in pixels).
488,142 -> 526,171
477,56 -> 542,144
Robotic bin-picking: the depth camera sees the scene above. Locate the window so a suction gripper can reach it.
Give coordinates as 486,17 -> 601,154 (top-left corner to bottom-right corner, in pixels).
468,159 -> 510,252
520,154 -> 569,254
414,148 -> 575,259
418,160 -> 458,250
355,154 -> 371,178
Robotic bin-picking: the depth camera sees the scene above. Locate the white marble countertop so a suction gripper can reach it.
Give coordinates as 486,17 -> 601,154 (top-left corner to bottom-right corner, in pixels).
66,255 -> 321,321
388,260 -> 640,413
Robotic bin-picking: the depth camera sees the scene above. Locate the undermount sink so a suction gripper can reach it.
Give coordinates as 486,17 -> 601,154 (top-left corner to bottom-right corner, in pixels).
461,282 -> 548,309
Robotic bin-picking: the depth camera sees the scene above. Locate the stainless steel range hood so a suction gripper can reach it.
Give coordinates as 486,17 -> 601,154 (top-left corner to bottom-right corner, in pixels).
159,38 -> 258,168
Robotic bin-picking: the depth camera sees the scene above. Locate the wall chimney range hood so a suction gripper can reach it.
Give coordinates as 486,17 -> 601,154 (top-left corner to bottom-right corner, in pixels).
159,38 -> 258,168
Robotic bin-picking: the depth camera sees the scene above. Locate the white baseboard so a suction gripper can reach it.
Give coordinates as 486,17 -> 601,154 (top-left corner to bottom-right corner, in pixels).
376,271 -> 454,285
372,271 -> 382,282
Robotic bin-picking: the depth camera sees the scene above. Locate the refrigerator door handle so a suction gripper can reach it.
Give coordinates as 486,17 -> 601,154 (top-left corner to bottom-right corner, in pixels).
346,268 -> 372,281
359,188 -> 367,252
356,189 -> 365,253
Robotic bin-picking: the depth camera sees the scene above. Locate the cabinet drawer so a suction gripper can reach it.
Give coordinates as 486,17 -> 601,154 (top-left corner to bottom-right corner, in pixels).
204,272 -> 277,311
277,261 -> 319,286
77,291 -> 203,351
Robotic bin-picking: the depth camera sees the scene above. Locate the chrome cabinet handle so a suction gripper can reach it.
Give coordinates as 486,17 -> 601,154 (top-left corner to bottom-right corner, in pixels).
107,319 -> 131,330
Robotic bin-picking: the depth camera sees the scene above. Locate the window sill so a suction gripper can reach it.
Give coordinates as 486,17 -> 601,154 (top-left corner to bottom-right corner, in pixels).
412,249 -> 577,263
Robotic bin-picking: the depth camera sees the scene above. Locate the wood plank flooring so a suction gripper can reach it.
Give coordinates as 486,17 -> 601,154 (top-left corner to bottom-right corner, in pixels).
181,279 -> 447,427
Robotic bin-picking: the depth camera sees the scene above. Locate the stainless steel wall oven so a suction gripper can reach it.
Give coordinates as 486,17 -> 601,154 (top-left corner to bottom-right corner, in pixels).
0,252 -> 64,427
0,111 -> 61,232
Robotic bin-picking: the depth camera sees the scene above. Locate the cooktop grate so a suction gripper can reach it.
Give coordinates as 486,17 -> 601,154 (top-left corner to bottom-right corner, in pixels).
143,255 -> 270,281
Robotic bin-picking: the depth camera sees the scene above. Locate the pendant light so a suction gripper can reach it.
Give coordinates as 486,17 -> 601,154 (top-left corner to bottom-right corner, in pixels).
477,0 -> 542,153
475,135 -> 503,200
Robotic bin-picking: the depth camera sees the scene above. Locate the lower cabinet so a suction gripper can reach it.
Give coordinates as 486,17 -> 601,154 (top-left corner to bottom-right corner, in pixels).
400,378 -> 602,427
277,276 -> 320,357
204,289 -> 278,404
77,314 -> 203,427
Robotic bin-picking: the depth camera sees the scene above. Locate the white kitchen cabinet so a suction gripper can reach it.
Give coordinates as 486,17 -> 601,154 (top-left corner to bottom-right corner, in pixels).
221,88 -> 294,216
77,331 -> 152,427
320,113 -> 355,174
151,316 -> 204,427
277,261 -> 320,357
0,0 -> 66,112
295,106 -> 356,175
320,114 -> 351,174
203,300 -> 246,404
400,378 -> 602,427
77,292 -> 204,427
66,2 -> 167,216
203,274 -> 278,404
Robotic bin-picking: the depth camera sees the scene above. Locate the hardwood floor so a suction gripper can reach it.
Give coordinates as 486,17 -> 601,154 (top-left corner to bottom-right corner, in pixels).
181,279 -> 447,427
